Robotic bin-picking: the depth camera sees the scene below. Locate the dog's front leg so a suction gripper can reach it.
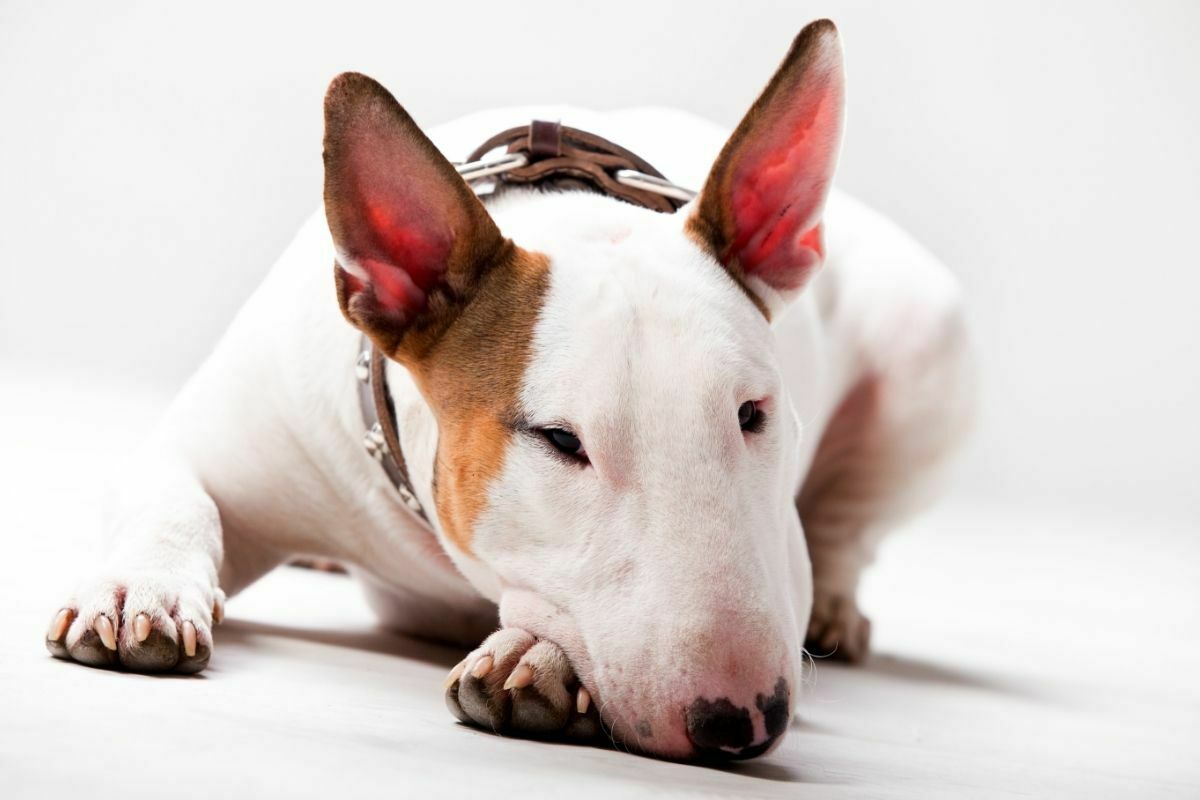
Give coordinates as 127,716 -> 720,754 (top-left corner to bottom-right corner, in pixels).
44,454 -> 226,674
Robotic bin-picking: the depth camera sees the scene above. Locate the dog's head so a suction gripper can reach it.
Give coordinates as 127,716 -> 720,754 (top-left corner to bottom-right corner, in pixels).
323,20 -> 843,759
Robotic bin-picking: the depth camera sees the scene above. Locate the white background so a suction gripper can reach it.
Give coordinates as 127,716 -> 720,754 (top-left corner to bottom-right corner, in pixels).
3,5 -> 1198,796
2,1 -> 1198,526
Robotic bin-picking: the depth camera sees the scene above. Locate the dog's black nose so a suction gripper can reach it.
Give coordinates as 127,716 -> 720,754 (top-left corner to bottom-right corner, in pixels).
685,678 -> 789,759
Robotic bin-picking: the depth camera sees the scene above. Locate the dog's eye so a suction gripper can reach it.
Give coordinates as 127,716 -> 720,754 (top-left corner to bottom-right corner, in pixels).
541,428 -> 586,460
738,400 -> 765,433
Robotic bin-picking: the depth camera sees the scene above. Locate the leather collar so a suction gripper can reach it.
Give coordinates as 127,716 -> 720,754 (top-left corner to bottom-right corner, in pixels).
464,120 -> 692,213
356,340 -> 429,524
357,120 -> 693,530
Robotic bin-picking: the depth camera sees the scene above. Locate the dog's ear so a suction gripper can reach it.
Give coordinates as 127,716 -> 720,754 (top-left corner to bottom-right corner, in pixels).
324,72 -> 513,360
687,19 -> 844,319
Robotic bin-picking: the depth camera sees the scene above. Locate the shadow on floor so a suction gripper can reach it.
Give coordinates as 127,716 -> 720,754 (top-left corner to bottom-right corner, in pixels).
710,758 -> 836,785
504,728 -> 846,788
215,618 -> 462,669
805,650 -> 1045,703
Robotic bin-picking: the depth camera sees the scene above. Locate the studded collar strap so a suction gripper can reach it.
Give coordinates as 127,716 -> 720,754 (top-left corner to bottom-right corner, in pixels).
356,339 -> 430,527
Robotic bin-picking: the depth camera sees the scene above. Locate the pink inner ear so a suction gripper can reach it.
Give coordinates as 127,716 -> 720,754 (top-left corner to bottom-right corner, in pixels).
337,133 -> 458,320
356,197 -> 452,317
365,199 -> 449,289
727,60 -> 841,293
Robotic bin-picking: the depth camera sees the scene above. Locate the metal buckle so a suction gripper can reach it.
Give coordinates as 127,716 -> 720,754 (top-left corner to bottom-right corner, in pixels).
612,169 -> 697,203
454,154 -> 697,203
397,483 -> 423,514
456,152 -> 529,182
362,423 -> 388,461
355,349 -> 371,384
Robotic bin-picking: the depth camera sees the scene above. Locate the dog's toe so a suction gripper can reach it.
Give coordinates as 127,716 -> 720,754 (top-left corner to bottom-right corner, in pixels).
45,608 -> 75,660
121,622 -> 180,672
65,614 -> 120,668
456,668 -> 510,731
174,619 -> 213,674
508,640 -> 572,733
565,686 -> 601,740
450,628 -> 533,730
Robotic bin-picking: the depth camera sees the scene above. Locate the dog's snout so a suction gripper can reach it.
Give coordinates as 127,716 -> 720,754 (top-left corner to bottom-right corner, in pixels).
684,677 -> 790,759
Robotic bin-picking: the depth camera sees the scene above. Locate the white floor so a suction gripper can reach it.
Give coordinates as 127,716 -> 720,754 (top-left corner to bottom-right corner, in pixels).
2,364 -> 1197,799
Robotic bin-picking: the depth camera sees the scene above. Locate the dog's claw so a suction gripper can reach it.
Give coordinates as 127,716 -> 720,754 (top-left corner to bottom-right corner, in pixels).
212,597 -> 225,625
48,609 -> 72,642
471,654 -> 494,679
181,621 -> 197,657
444,659 -> 467,689
576,686 -> 591,715
504,663 -> 535,690
94,614 -> 117,651
133,613 -> 151,643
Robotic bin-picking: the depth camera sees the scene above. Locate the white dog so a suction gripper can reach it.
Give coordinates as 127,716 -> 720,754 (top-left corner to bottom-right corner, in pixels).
45,19 -> 971,760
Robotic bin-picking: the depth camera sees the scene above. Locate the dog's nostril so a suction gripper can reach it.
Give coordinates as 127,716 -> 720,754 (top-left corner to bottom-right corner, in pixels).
686,678 -> 790,759
685,697 -> 753,753
756,676 -> 791,741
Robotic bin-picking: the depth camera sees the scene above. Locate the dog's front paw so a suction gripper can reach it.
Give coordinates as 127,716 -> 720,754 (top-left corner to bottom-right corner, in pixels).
45,572 -> 224,674
806,590 -> 871,663
444,627 -> 600,741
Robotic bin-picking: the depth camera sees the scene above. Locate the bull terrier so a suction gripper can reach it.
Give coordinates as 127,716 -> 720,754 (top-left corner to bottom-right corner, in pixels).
44,19 -> 972,760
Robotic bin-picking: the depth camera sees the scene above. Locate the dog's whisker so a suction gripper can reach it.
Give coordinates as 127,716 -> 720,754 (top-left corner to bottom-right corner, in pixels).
597,698 -> 628,753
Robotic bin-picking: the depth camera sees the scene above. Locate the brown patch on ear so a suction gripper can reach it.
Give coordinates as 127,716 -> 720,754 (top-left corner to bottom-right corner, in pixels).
687,19 -> 843,317
323,72 -> 554,552
408,248 -> 552,553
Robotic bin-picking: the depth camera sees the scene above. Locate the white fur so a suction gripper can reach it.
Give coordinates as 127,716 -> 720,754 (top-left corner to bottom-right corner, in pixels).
55,106 -> 972,758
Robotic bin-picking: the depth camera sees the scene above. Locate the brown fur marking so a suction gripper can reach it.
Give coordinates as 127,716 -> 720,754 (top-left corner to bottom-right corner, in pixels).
410,248 -> 550,553
323,71 -> 553,553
